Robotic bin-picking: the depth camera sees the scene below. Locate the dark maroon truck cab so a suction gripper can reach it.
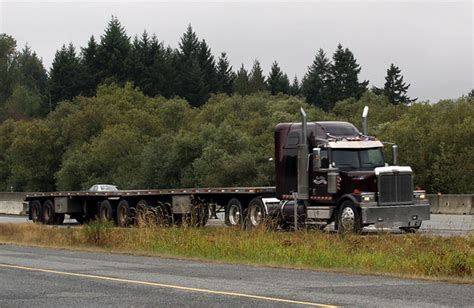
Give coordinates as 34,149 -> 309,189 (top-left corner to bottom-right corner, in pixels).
272,118 -> 430,232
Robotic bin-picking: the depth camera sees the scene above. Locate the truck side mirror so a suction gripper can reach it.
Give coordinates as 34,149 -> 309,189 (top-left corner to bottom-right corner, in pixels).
312,148 -> 321,170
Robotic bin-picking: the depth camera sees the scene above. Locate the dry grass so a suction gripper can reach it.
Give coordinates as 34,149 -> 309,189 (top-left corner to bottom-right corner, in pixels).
1,222 -> 472,283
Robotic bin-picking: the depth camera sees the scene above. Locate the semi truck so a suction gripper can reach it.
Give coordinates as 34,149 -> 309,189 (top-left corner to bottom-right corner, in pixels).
24,107 -> 430,232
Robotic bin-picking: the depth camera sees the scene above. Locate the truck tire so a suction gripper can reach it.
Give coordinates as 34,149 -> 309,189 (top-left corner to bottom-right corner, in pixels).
99,200 -> 115,224
42,200 -> 56,225
245,198 -> 266,229
30,200 -> 42,223
336,200 -> 362,233
117,200 -> 132,227
225,198 -> 243,227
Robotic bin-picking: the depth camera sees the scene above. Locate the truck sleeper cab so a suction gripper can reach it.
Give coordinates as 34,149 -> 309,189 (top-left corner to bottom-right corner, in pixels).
272,118 -> 430,232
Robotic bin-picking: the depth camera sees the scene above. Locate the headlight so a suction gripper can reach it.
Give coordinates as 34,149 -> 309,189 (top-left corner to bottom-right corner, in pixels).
414,191 -> 427,200
361,192 -> 376,202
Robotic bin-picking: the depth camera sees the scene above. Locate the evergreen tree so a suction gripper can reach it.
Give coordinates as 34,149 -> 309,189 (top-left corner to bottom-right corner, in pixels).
301,49 -> 332,110
80,36 -> 100,96
96,16 -> 131,84
124,35 -> 145,91
177,25 -> 208,106
15,45 -> 48,99
14,45 -> 49,115
289,76 -> 300,96
179,24 -> 200,60
157,46 -> 179,98
142,34 -> 168,97
329,44 -> 368,104
376,63 -> 414,105
0,35 -> 48,118
197,39 -> 218,94
49,43 -> 84,108
0,34 -> 18,106
249,60 -> 267,93
267,61 -> 290,95
234,64 -> 251,95
216,52 -> 235,95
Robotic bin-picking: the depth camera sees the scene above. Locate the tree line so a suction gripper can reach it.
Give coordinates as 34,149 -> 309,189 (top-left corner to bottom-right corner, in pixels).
0,84 -> 472,194
0,17 -> 472,194
1,17 -> 419,121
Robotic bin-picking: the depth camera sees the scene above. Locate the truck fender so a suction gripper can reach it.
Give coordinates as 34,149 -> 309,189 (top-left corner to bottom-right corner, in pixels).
335,194 -> 360,218
261,197 -> 280,216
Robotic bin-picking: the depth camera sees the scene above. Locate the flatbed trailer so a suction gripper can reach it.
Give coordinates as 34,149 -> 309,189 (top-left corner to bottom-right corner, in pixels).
24,187 -> 278,227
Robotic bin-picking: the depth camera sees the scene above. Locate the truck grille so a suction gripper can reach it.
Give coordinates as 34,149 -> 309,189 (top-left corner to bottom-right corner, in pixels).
378,173 -> 413,205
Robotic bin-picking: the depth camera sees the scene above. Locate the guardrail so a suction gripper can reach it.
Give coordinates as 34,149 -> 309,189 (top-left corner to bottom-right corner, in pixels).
0,193 -> 472,216
0,192 -> 27,215
428,194 -> 473,215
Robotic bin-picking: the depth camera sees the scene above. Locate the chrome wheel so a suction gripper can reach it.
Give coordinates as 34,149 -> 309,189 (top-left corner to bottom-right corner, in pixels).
340,206 -> 355,230
228,204 -> 241,226
249,205 -> 263,227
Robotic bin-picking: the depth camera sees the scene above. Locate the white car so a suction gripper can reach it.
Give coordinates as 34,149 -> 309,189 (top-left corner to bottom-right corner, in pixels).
88,184 -> 119,192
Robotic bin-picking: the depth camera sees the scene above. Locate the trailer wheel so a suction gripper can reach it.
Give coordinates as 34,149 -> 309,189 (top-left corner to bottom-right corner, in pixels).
117,200 -> 132,227
246,198 -> 266,229
99,200 -> 115,224
336,201 -> 362,233
225,198 -> 243,227
42,200 -> 56,225
30,200 -> 42,223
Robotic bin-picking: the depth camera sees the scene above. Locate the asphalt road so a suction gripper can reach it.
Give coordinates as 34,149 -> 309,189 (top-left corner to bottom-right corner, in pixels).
0,245 -> 472,307
1,214 -> 472,236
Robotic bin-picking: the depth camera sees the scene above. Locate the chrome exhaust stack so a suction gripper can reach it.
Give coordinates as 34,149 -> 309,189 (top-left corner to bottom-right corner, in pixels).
297,107 -> 309,200
362,106 -> 369,135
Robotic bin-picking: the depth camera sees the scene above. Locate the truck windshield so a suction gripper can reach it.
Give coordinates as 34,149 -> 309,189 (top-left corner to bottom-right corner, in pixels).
332,148 -> 384,170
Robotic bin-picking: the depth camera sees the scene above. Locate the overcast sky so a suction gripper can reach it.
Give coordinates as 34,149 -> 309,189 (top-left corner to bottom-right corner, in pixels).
1,1 -> 472,102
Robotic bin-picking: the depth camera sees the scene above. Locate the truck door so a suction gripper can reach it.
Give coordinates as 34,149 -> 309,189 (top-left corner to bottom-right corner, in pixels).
310,148 -> 330,197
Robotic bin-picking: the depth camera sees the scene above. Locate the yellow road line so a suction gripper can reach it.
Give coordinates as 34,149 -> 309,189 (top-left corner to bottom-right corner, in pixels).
0,263 -> 337,307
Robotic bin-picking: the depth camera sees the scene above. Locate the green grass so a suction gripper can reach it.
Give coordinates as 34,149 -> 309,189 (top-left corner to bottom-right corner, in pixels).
0,222 -> 472,283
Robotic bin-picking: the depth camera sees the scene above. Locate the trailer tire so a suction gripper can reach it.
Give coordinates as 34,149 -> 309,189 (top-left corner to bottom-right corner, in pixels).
245,198 -> 266,229
42,200 -> 56,225
336,200 -> 362,233
117,200 -> 132,227
99,200 -> 115,224
225,198 -> 243,227
30,200 -> 42,223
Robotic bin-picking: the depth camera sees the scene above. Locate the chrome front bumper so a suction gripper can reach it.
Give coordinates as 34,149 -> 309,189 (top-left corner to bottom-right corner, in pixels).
361,202 -> 430,228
